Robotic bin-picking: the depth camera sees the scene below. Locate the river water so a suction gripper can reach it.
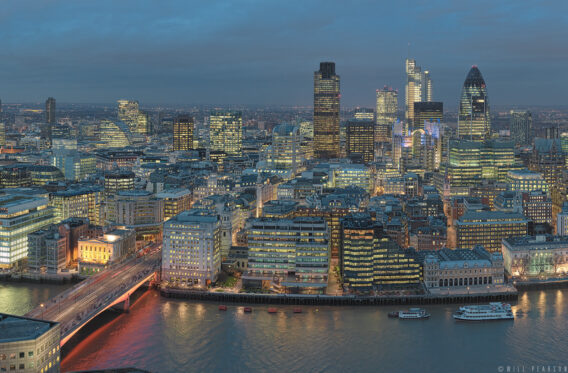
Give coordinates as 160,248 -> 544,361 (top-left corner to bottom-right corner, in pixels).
1,283 -> 567,373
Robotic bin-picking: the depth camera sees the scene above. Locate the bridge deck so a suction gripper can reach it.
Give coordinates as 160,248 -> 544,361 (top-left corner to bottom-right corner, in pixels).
26,250 -> 161,346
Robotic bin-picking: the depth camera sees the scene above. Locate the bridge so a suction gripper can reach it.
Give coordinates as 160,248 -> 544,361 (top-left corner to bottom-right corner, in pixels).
25,250 -> 161,347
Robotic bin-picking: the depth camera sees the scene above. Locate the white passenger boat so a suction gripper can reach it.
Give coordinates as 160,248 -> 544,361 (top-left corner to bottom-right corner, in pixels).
397,308 -> 430,319
453,302 -> 514,321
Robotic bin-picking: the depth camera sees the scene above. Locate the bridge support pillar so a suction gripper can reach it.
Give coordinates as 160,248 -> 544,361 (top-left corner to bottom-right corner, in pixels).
123,294 -> 130,313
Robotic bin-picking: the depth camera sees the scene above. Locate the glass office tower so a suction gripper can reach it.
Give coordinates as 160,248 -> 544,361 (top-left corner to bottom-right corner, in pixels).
314,62 -> 340,159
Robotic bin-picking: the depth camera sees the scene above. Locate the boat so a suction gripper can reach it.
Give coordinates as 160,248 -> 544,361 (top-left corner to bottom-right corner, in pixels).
387,311 -> 399,318
453,302 -> 514,321
268,307 -> 278,313
293,308 -> 303,314
218,305 -> 227,311
243,307 -> 252,313
397,308 -> 430,320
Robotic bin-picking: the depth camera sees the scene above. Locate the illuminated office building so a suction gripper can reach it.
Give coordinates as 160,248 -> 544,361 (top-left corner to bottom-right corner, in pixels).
173,115 -> 194,151
51,151 -> 96,181
346,120 -> 374,163
162,209 -> 221,286
436,139 -> 520,192
529,138 -> 565,186
264,124 -> 302,178
413,102 -> 443,131
506,169 -> 548,194
0,122 -> 6,147
455,211 -> 529,252
0,195 -> 55,269
156,188 -> 192,221
136,111 -> 150,135
98,120 -> 132,148
117,99 -> 140,130
510,111 -> 532,147
340,214 -> 421,291
376,86 -> 398,143
27,165 -> 64,185
104,169 -> 135,197
0,166 -> 32,188
209,111 -> 243,156
50,186 -> 103,225
244,217 -> 329,293
405,59 -> 432,131
333,164 -> 372,193
457,66 -> 491,141
314,62 -> 340,159
353,107 -> 374,121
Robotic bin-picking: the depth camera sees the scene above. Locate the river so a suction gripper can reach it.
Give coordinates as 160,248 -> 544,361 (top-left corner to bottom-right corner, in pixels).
1,283 -> 567,372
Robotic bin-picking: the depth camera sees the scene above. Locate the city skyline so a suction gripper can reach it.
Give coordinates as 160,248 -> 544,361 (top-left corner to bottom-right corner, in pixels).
1,1 -> 567,106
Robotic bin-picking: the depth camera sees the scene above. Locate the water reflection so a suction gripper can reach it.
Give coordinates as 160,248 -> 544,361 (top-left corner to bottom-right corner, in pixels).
3,283 -> 568,373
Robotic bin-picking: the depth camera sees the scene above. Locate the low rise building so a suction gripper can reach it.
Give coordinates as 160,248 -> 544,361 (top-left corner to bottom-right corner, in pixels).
78,229 -> 136,274
418,246 -> 505,292
0,314 -> 61,373
502,235 -> 568,279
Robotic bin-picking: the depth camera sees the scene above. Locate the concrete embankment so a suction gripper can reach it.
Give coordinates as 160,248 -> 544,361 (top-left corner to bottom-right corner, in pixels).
160,287 -> 518,306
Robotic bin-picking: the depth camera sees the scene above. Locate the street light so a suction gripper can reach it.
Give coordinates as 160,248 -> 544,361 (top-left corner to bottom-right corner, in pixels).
40,303 -> 45,320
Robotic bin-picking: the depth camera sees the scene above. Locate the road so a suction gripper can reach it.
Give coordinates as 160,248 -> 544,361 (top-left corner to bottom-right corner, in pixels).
26,247 -> 161,342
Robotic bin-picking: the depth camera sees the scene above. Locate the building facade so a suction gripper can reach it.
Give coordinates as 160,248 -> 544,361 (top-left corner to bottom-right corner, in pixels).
314,62 -> 340,159
0,314 -> 61,373
162,209 -> 221,286
457,66 -> 491,141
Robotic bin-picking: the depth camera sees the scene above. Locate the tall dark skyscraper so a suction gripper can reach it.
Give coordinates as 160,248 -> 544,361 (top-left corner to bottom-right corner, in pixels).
43,97 -> 56,148
413,102 -> 443,130
458,66 -> 491,141
46,97 -> 56,124
314,62 -> 340,159
510,110 -> 533,147
173,115 -> 194,151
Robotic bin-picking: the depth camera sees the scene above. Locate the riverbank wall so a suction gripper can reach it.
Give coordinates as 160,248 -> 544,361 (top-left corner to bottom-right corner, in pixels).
0,272 -> 83,284
160,287 -> 518,306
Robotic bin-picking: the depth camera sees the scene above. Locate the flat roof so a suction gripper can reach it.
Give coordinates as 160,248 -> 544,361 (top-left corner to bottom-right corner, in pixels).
0,314 -> 58,343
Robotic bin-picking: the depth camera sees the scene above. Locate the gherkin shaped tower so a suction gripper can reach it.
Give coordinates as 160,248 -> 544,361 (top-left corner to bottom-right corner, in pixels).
458,66 -> 491,141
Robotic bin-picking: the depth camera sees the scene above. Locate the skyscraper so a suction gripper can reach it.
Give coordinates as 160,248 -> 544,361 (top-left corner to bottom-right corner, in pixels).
209,111 -> 243,156
510,110 -> 532,147
314,62 -> 340,159
376,86 -> 398,143
458,66 -> 491,141
173,115 -> 194,151
405,59 -> 432,131
42,97 -> 56,148
117,99 -> 140,131
346,119 -> 375,163
46,97 -> 56,124
413,102 -> 443,130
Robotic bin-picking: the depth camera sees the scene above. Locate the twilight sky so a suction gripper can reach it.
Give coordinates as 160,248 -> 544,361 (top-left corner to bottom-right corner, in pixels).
0,0 -> 566,107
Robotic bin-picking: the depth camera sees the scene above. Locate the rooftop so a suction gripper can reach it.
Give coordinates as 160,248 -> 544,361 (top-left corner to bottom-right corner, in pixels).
0,314 -> 58,343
